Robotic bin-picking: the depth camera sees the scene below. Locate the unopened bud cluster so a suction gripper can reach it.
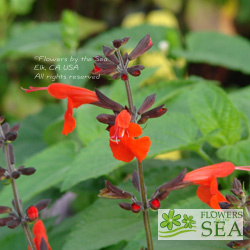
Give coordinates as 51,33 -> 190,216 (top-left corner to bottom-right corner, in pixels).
0,116 -> 51,245
99,169 -> 188,214
219,178 -> 250,249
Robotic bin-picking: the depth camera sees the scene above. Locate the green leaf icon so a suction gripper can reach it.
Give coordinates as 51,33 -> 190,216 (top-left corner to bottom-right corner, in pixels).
160,210 -> 181,230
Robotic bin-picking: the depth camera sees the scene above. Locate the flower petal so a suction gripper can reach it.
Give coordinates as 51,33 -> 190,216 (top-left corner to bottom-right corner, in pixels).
115,110 -> 131,129
128,136 -> 151,162
48,83 -> 99,106
210,176 -> 218,195
62,98 -> 76,135
196,185 -> 212,204
32,220 -> 51,250
127,123 -> 143,137
109,140 -> 134,162
196,181 -> 227,209
210,191 -> 227,209
184,162 -> 235,184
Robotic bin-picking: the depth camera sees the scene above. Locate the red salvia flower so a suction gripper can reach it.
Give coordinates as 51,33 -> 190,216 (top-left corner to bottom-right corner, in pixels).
183,162 -> 235,209
22,83 -> 99,135
26,206 -> 38,221
109,110 -> 151,162
28,220 -> 51,250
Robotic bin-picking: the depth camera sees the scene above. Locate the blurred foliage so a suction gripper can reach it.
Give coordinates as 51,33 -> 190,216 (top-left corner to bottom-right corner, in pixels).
0,0 -> 250,249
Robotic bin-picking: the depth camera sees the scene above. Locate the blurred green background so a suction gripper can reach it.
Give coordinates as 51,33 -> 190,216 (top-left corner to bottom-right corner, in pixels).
0,0 -> 250,249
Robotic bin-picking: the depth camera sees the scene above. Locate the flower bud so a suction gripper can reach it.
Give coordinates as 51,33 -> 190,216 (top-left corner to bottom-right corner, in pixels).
26,206 -> 39,221
103,46 -> 115,57
10,123 -> 20,133
35,199 -> 51,211
226,195 -> 241,206
95,89 -> 124,112
6,218 -> 21,229
128,34 -> 153,60
0,217 -> 13,227
219,202 -> 234,209
112,37 -> 130,48
137,94 -> 156,115
150,198 -> 160,210
227,239 -> 250,249
96,114 -> 115,125
127,66 -> 142,77
141,105 -> 167,119
2,123 -> 10,135
119,202 -> 132,211
0,167 -> 6,176
5,132 -> 18,141
112,72 -> 120,80
131,170 -> 140,192
138,116 -> 149,124
18,166 -> 36,176
98,180 -> 132,199
121,73 -> 128,81
11,171 -> 21,179
0,206 -> 12,214
131,203 -> 142,213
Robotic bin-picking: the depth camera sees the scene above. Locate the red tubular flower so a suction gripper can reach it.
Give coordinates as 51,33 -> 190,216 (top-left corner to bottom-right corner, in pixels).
109,110 -> 151,163
28,220 -> 51,250
183,162 -> 235,209
22,83 -> 99,135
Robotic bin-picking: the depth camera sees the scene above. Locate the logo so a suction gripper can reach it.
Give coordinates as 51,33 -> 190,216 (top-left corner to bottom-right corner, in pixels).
158,209 -> 243,240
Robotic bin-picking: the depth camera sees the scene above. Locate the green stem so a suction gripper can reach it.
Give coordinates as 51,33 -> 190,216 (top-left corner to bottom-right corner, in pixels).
122,66 -> 154,249
0,126 -> 36,250
137,160 -> 154,250
197,147 -> 213,165
124,79 -> 135,119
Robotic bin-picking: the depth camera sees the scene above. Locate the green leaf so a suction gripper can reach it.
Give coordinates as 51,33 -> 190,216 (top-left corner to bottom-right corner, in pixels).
171,32 -> 250,74
0,141 -> 76,205
13,104 -> 63,165
217,140 -> 250,165
62,162 -> 200,250
0,0 -> 8,18
43,119 -> 68,146
189,83 -> 241,148
10,0 -> 35,15
76,105 -> 106,145
237,0 -> 250,24
0,228 -> 27,250
77,15 -> 107,41
146,112 -> 199,155
230,85 -> 250,125
61,10 -> 79,51
61,137 -> 122,191
0,23 -> 62,58
55,48 -> 99,86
